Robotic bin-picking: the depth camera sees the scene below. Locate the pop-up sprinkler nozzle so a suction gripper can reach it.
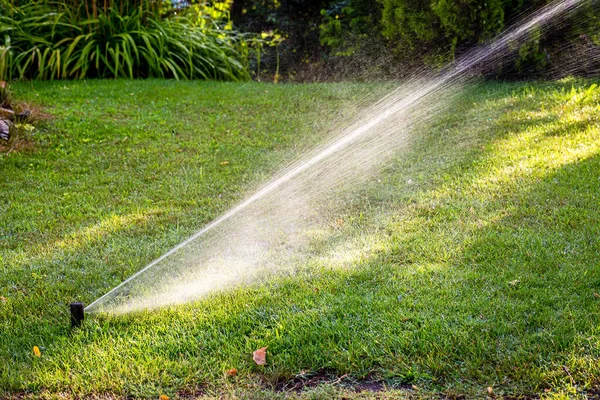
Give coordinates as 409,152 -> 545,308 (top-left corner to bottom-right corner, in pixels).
70,302 -> 85,328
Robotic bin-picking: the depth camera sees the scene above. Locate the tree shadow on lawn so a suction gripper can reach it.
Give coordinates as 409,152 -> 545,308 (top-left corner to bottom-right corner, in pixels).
2,80 -> 375,394
365,153 -> 600,396
454,154 -> 600,393
52,162 -> 599,398
232,126 -> 600,397
11,80 -> 600,398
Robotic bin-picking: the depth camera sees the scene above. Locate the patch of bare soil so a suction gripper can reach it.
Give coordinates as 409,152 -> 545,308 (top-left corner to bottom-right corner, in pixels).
270,370 -> 401,394
0,137 -> 36,154
175,386 -> 206,400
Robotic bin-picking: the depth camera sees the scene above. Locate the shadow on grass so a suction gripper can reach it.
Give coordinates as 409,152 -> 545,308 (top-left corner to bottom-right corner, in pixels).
64,154 -> 600,398
7,79 -> 600,398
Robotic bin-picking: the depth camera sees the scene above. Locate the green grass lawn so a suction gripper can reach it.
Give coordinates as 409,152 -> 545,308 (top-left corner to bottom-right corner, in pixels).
1,79 -> 600,399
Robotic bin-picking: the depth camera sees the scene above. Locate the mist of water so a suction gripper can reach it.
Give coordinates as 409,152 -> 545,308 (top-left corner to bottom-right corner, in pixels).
86,0 -> 589,314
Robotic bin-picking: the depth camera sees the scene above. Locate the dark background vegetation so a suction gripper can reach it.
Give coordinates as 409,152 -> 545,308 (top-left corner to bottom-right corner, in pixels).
1,0 -> 600,81
234,0 -> 600,80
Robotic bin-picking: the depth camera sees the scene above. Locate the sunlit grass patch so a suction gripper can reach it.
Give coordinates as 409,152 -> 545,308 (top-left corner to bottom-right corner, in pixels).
1,79 -> 599,399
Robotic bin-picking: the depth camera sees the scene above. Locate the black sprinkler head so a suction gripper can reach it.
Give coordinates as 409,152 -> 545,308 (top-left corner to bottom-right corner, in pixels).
70,302 -> 85,328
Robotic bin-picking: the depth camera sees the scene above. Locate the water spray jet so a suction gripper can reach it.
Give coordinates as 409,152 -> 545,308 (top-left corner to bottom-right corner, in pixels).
85,0 -> 591,315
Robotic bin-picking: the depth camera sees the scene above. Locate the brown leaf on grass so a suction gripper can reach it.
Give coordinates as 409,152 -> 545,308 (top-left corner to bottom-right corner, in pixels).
220,161 -> 229,165
253,346 -> 267,365
159,395 -> 170,400
0,296 -> 6,303
226,368 -> 238,377
487,386 -> 494,395
33,346 -> 41,357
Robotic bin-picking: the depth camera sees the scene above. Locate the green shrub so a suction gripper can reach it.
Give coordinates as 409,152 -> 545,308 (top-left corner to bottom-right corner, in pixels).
0,0 -> 252,81
515,28 -> 548,75
319,0 -> 383,57
378,0 -> 600,75
380,0 -> 516,66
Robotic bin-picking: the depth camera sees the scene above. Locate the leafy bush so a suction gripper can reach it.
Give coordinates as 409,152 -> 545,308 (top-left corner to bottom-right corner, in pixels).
319,0 -> 382,57
514,28 -> 548,75
0,0 -> 252,81
379,0 -> 516,66
378,0 -> 600,77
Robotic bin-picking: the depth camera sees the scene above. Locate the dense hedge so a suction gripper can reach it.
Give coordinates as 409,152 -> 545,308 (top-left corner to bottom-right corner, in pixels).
380,0 -> 514,64
378,0 -> 600,72
231,0 -> 600,79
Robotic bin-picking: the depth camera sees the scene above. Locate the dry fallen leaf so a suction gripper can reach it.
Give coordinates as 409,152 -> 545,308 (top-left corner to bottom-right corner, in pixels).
487,386 -> 494,395
226,368 -> 238,377
0,296 -> 6,303
220,161 -> 229,165
508,279 -> 520,286
253,346 -> 267,365
33,346 -> 41,357
159,395 -> 170,400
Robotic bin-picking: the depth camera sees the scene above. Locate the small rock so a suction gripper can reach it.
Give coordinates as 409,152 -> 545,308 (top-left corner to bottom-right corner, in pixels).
0,119 -> 11,141
407,178 -> 414,185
